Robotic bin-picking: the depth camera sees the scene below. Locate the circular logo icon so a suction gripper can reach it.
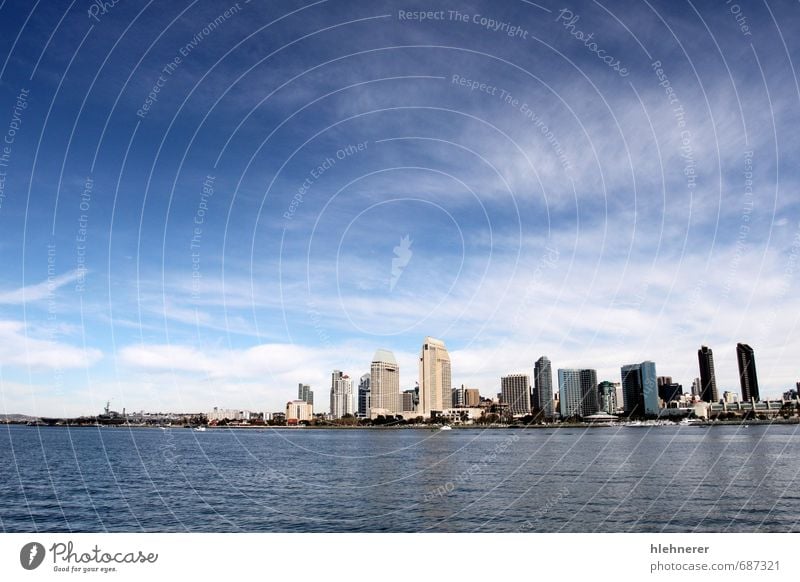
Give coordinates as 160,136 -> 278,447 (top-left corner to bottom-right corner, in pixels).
20,542 -> 46,570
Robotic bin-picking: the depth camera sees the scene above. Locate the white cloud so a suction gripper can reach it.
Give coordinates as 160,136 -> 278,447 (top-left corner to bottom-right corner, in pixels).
0,321 -> 103,369
0,270 -> 84,304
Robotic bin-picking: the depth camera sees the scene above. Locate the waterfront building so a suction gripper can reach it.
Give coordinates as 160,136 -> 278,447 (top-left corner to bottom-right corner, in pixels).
501,374 -> 532,416
330,370 -> 354,419
286,400 -> 313,422
402,388 -> 418,413
697,346 -> 719,402
451,385 -> 466,408
598,380 -> 617,414
357,373 -> 370,418
464,388 -> 480,407
691,377 -> 702,397
723,391 -> 740,404
736,343 -> 760,402
533,356 -> 555,419
558,369 -> 597,418
613,383 -> 624,412
370,349 -> 400,418
298,383 -> 314,406
657,377 -> 683,405
419,337 -> 452,416
207,408 -> 254,422
621,361 -> 659,417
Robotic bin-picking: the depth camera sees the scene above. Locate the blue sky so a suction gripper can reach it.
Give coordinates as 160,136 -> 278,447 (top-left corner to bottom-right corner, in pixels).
0,0 -> 798,416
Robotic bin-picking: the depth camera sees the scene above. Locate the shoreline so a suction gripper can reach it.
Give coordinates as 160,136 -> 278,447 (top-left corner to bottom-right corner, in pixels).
4,418 -> 799,430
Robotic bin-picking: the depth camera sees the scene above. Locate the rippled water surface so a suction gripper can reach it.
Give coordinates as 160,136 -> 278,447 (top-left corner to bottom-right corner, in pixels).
2,424 -> 799,532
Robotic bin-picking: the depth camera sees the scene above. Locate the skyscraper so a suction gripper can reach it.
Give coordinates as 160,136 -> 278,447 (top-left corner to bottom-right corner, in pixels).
464,388 -> 480,407
370,349 -> 400,418
298,383 -> 314,406
329,370 -> 354,419
698,346 -> 718,402
736,343 -> 760,402
501,374 -> 531,416
451,385 -> 466,408
419,337 -> 452,416
357,373 -> 370,418
533,356 -> 554,419
558,369 -> 598,418
657,376 -> 682,405
621,361 -> 659,417
598,380 -> 617,414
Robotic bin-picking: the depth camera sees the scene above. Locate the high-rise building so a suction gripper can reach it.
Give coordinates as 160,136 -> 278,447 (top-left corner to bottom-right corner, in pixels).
697,345 -> 718,402
419,337 -> 452,416
370,349 -> 400,417
691,377 -> 702,397
621,361 -> 659,417
598,380 -> 617,414
452,385 -> 466,408
736,343 -> 760,402
501,374 -> 531,416
357,373 -> 370,418
402,389 -> 417,412
657,377 -> 683,405
533,356 -> 555,419
614,383 -> 624,411
558,369 -> 598,418
464,388 -> 480,407
298,383 -> 314,406
329,370 -> 354,419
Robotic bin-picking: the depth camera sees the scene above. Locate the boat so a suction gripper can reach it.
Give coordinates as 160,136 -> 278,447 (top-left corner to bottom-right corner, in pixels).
194,426 -> 207,432
439,425 -> 452,431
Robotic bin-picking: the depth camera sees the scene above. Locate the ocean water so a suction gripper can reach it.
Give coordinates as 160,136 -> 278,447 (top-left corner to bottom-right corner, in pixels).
1,424 -> 798,532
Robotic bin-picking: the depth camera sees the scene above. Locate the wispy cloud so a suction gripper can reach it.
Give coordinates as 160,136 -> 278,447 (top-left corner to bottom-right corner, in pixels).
0,270 -> 83,305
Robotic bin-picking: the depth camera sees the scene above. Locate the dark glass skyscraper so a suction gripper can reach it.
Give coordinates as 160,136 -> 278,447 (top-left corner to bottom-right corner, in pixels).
697,346 -> 718,403
736,343 -> 760,402
533,356 -> 554,419
621,361 -> 659,417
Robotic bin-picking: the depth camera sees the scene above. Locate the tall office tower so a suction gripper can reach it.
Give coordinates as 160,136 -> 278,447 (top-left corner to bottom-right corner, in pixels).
501,374 -> 532,416
401,389 -> 417,412
464,388 -> 481,407
533,356 -> 555,419
598,380 -> 617,414
580,369 -> 599,416
621,361 -> 659,417
658,382 -> 683,405
357,373 -> 370,418
329,370 -> 354,419
614,383 -> 624,411
451,385 -> 466,408
558,369 -> 598,418
691,377 -> 702,397
419,337 -> 452,416
298,383 -> 314,406
370,349 -> 400,417
697,345 -> 719,402
657,376 -> 682,404
736,343 -> 760,402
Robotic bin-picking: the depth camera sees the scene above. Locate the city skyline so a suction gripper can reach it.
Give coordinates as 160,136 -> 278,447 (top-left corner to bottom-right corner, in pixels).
0,0 -> 798,419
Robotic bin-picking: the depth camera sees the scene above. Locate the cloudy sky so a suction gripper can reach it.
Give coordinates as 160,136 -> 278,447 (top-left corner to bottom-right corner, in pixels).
0,0 -> 798,416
